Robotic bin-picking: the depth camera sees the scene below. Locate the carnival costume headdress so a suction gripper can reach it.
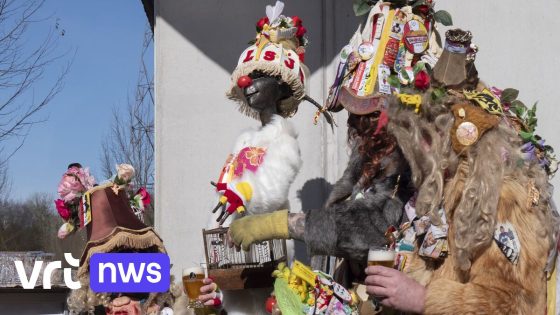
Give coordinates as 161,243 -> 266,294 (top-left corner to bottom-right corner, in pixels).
326,0 -> 448,116
227,1 -> 334,126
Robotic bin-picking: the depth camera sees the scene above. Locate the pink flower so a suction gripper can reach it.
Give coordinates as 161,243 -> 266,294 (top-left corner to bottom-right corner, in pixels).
58,166 -> 95,202
58,174 -> 85,202
490,87 -> 502,99
67,166 -> 96,190
54,199 -> 71,220
57,222 -> 74,239
136,187 -> 151,207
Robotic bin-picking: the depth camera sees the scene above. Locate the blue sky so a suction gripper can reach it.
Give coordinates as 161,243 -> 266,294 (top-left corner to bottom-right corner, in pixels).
4,1 -> 152,200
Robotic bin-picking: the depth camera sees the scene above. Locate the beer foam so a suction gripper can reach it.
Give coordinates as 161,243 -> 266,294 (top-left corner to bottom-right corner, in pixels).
368,250 -> 396,261
182,266 -> 204,276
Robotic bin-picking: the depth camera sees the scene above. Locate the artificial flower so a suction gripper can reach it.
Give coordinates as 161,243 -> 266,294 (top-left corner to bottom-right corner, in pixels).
116,164 -> 135,183
58,174 -> 85,202
520,142 -> 536,162
136,187 -> 151,207
55,199 -> 71,220
256,17 -> 269,31
296,26 -> 307,37
490,86 -> 503,99
417,5 -> 430,15
57,222 -> 75,239
414,71 -> 430,90
291,16 -> 302,27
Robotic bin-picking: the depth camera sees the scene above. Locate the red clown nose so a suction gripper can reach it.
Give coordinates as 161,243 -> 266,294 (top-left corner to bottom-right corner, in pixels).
237,75 -> 253,88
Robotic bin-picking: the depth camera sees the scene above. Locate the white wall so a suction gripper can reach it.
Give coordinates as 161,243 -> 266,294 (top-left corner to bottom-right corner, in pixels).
155,0 -> 560,279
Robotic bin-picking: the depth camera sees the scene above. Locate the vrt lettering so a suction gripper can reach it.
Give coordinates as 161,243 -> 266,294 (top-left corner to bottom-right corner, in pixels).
14,253 -> 81,289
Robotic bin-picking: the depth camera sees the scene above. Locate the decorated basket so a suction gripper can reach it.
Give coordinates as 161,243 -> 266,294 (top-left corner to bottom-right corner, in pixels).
202,227 -> 287,290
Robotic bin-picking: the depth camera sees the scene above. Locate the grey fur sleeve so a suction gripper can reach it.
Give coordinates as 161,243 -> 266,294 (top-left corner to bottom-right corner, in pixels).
324,147 -> 363,208
304,150 -> 412,262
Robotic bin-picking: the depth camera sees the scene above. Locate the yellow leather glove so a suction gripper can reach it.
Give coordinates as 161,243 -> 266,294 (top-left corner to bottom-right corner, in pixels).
229,210 -> 289,251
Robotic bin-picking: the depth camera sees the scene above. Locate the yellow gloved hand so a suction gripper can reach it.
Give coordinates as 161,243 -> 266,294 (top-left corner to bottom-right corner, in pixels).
229,209 -> 289,251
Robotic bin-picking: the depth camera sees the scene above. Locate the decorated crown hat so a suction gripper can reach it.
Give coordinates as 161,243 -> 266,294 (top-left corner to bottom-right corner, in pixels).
227,1 -> 310,119
326,1 -> 449,115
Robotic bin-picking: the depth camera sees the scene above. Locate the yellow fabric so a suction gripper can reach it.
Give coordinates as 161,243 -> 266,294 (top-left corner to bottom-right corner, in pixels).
229,209 -> 289,250
235,181 -> 253,201
236,206 -> 245,214
547,265 -> 557,315
397,93 -> 422,113
463,89 -> 503,115
219,196 -> 227,204
255,37 -> 269,61
364,9 -> 395,95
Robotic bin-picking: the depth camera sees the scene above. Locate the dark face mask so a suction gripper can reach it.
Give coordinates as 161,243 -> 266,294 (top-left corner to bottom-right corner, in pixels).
242,71 -> 293,115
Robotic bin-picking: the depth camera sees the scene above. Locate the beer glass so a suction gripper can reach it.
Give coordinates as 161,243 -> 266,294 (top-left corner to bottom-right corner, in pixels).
368,246 -> 396,312
368,246 -> 396,268
182,266 -> 205,309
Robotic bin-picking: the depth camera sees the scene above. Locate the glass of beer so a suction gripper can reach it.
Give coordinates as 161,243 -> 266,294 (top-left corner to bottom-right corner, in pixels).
182,266 -> 205,309
368,246 -> 396,312
368,246 -> 396,268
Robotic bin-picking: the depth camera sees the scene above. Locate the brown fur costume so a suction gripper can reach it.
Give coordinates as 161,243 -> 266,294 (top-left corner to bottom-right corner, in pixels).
388,92 -> 558,314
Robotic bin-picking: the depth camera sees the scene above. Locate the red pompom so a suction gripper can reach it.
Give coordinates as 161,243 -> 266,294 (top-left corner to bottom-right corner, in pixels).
414,71 -> 431,90
237,75 -> 253,88
292,16 -> 302,27
256,17 -> 269,31
265,296 -> 277,314
296,26 -> 307,37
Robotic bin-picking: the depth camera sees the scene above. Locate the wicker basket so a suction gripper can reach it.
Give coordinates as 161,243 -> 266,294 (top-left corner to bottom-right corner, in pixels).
202,227 -> 287,290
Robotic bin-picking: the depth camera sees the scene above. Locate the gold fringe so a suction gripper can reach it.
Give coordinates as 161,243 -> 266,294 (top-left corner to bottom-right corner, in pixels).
78,226 -> 166,277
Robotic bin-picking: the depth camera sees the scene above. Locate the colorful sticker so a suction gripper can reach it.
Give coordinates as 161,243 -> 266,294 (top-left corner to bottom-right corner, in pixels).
494,222 -> 521,264
81,192 -> 92,228
456,121 -> 479,146
358,42 -> 375,60
377,64 -> 392,95
418,209 -> 449,259
403,20 -> 428,54
339,45 -> 353,62
333,282 -> 352,303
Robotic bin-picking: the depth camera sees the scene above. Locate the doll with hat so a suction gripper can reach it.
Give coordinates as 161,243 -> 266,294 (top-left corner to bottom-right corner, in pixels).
209,0 -> 334,227
203,2 -> 334,314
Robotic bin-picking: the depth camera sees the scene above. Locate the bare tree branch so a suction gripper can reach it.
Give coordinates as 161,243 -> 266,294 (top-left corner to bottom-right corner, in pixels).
101,25 -> 154,225
0,0 -> 70,196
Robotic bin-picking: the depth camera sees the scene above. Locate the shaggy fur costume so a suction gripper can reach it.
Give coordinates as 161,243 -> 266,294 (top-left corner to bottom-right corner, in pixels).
388,93 -> 558,314
207,114 -> 300,315
304,146 -> 414,263
210,114 -> 302,225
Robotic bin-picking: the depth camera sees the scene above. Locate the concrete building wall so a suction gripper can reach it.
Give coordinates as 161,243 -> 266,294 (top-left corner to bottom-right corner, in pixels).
155,0 -> 560,279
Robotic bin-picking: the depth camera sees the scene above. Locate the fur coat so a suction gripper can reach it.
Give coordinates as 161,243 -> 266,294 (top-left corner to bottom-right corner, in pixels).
209,114 -> 302,228
405,160 -> 552,314
304,146 -> 414,264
